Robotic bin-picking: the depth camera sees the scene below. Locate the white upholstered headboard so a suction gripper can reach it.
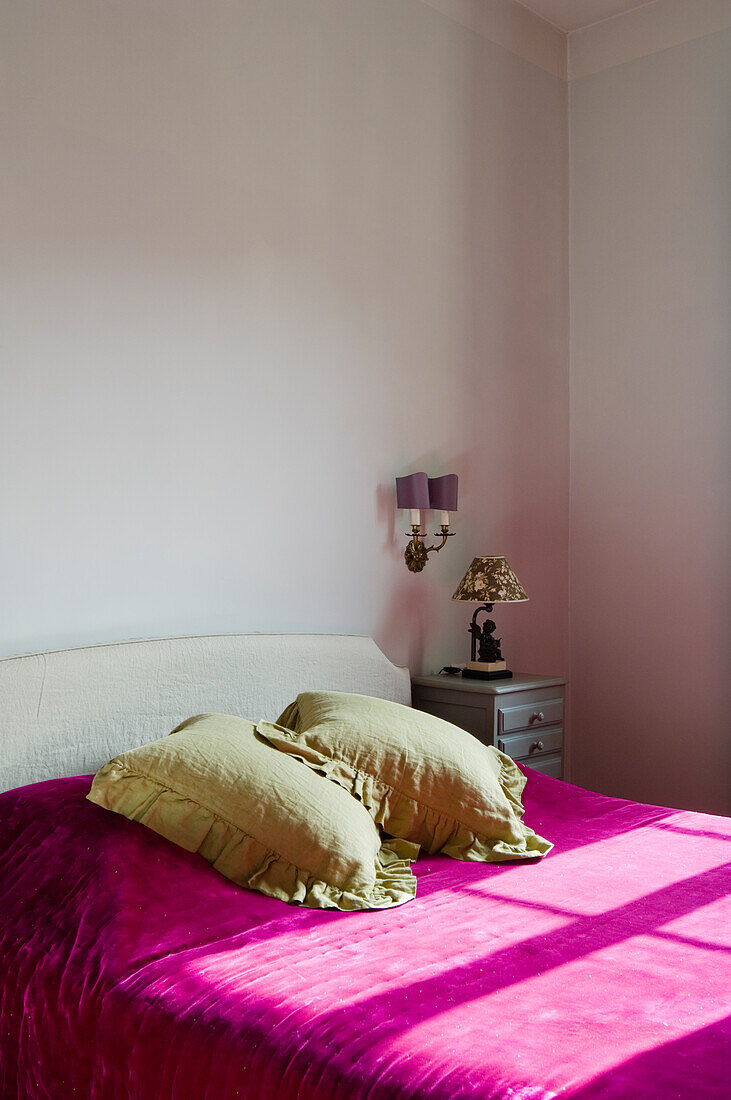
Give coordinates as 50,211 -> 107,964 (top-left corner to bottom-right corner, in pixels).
0,634 -> 411,793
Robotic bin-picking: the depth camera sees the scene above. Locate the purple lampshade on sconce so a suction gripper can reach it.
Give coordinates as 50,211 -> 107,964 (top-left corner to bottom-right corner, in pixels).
395,472 -> 430,512
428,474 -> 458,517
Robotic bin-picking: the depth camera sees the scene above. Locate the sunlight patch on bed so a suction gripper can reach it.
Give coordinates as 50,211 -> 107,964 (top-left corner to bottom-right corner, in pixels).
386,931 -> 731,1094
457,816 -> 731,916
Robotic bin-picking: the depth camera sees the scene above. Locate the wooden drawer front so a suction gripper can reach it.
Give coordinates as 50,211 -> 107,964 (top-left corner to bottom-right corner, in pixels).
413,700 -> 488,743
498,697 -> 563,734
498,726 -> 563,760
520,753 -> 562,778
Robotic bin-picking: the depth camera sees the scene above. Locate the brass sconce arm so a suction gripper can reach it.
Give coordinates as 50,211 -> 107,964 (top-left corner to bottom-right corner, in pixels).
404,524 -> 455,573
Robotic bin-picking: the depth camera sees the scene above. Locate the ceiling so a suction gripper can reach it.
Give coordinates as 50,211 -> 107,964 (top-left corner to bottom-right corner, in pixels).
517,0 -> 656,32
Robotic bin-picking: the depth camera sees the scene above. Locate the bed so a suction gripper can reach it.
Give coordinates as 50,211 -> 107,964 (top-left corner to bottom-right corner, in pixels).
1,634 -> 729,1099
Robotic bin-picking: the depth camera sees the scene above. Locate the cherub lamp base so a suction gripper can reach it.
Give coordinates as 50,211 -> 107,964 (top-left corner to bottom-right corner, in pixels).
462,602 -> 513,679
462,665 -> 513,680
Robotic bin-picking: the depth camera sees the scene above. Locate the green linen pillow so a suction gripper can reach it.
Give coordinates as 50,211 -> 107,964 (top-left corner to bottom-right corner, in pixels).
87,713 -> 417,911
258,691 -> 551,862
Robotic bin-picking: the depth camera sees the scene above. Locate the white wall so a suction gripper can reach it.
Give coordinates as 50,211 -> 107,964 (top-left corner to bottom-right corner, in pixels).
0,0 -> 569,678
569,22 -> 731,813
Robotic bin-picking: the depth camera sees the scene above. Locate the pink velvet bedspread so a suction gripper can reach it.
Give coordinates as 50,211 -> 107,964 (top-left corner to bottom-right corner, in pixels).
1,770 -> 729,1099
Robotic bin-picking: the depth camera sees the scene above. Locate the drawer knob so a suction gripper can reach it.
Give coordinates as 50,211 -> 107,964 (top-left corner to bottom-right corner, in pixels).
530,711 -> 545,724
529,740 -> 544,754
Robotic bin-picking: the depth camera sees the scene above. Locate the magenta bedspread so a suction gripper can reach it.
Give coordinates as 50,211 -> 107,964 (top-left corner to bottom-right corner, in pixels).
1,771 -> 729,1099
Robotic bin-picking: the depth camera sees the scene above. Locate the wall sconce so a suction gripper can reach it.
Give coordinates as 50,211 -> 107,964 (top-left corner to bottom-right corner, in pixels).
395,472 -> 458,572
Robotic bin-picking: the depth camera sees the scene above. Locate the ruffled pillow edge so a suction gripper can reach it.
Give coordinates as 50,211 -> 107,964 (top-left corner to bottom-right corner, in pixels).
257,721 -> 553,862
87,760 -> 417,911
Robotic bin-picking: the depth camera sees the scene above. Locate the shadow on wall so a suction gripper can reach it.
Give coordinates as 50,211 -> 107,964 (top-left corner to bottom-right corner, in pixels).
374,482 -> 398,556
374,471 -> 433,674
375,576 -> 433,676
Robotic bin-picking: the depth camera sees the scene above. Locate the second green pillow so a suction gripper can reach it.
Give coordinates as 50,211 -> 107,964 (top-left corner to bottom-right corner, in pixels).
257,691 -> 552,862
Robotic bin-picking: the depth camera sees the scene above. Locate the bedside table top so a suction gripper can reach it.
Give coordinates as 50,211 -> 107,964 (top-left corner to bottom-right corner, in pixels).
411,672 -> 566,695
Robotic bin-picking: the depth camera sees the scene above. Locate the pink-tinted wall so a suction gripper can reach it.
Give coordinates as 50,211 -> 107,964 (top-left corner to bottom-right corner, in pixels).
569,27 -> 731,813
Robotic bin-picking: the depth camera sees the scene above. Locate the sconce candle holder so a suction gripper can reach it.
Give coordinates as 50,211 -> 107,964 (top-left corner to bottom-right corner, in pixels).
396,472 -> 458,573
404,522 -> 455,573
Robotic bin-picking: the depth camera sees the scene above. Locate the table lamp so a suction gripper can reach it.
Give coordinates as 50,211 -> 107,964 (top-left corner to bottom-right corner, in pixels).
452,557 -> 528,680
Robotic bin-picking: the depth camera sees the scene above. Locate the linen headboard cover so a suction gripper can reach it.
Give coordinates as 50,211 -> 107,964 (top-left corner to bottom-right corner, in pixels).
0,634 -> 410,794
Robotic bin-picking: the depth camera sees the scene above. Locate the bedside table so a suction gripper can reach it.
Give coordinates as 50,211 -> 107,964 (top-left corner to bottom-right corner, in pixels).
411,673 -> 566,778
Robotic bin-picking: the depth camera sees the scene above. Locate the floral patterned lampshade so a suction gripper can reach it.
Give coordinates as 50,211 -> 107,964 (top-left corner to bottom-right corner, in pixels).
452,557 -> 528,604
